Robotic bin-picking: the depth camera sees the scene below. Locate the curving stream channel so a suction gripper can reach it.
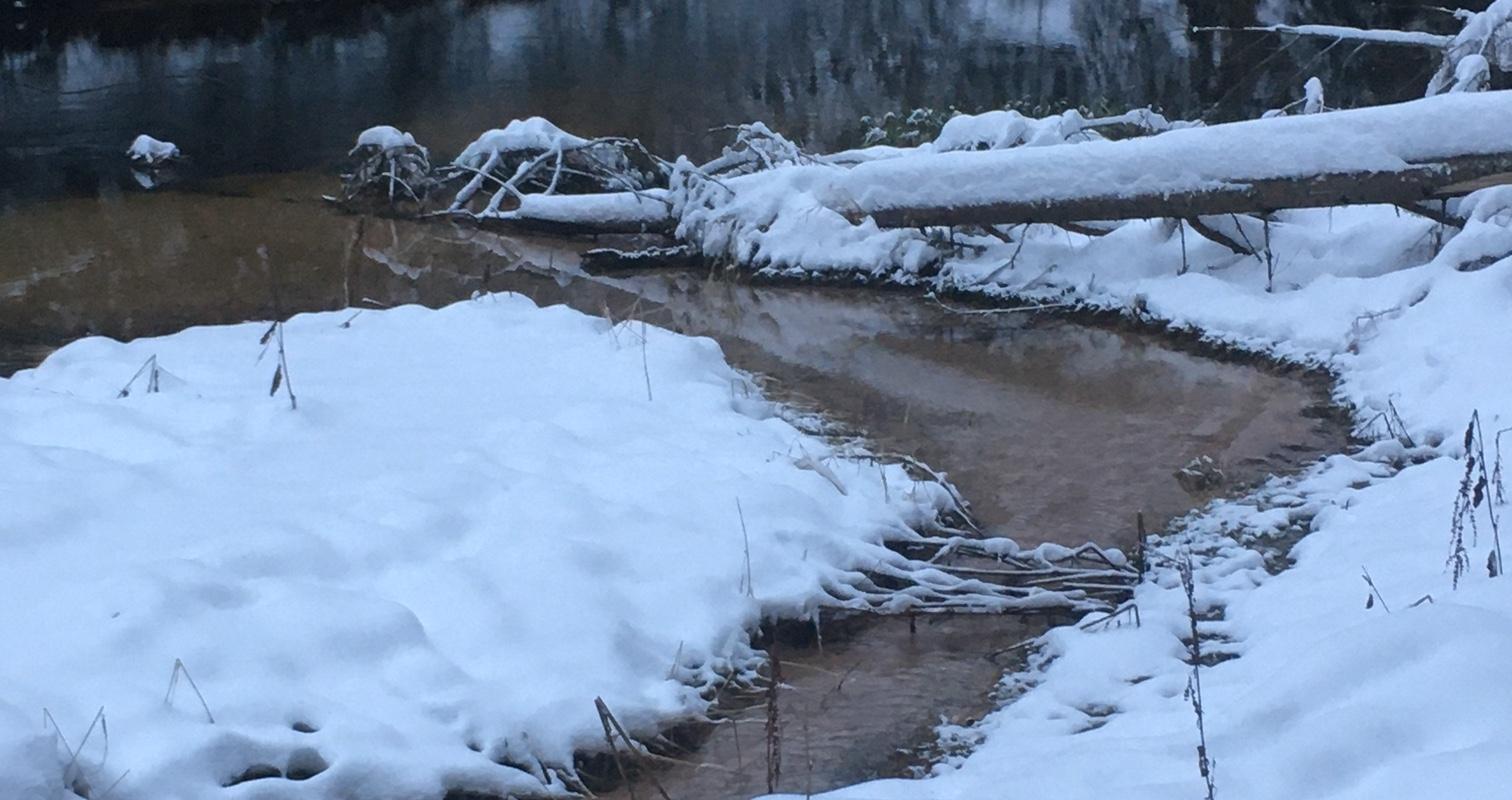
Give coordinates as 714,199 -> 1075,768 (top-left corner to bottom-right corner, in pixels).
0,0 -> 1407,795
0,173 -> 1352,797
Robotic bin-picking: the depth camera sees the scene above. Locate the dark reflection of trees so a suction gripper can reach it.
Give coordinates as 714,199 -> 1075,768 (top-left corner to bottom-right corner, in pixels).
0,0 -> 1486,204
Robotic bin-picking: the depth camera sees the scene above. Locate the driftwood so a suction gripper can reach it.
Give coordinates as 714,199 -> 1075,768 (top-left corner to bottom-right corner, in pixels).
863,152 -> 1512,230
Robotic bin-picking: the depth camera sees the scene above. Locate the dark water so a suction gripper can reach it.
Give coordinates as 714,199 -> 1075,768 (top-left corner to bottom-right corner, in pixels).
0,0 -> 1482,204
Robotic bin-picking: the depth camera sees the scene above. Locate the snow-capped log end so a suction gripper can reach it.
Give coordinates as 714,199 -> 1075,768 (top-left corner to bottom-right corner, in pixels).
126,134 -> 180,165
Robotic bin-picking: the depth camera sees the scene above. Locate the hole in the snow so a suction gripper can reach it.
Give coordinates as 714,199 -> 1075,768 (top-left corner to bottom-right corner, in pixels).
224,764 -> 282,786
285,747 -> 329,781
291,720 -> 318,734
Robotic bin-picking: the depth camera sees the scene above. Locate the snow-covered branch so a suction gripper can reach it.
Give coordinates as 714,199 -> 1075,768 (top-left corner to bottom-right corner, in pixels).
1194,23 -> 1453,48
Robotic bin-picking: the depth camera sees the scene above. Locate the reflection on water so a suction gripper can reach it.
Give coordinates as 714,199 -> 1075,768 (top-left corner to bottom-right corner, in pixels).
0,0 -> 1475,203
0,181 -> 1348,547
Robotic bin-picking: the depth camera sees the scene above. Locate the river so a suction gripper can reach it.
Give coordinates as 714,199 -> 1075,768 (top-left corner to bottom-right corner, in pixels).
1,1 -> 1411,796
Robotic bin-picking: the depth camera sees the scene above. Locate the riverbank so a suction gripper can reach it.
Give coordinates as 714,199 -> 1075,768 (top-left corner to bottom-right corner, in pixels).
747,159 -> 1512,800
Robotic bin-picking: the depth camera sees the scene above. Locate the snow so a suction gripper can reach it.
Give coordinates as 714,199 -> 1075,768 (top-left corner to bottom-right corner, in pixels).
125,134 -> 179,165
1430,0 -> 1512,95
723,103 -> 1512,800
455,117 -> 591,168
671,159 -> 938,276
1452,54 -> 1492,93
23,62 -> 1512,800
1302,76 -> 1325,114
783,448 -> 1512,800
0,295 -> 961,798
932,109 -> 1096,151
353,125 -> 420,152
506,189 -> 673,229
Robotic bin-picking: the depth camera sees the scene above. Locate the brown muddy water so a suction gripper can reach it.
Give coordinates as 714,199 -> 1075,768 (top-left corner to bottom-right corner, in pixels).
0,176 -> 1350,798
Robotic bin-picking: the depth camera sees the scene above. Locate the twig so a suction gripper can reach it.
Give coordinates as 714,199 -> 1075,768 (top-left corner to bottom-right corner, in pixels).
641,320 -> 653,402
738,499 -> 755,598
595,697 -> 673,800
164,658 -> 216,724
116,355 -> 161,398
1361,567 -> 1392,612
1179,555 -> 1217,800
593,698 -> 636,800
765,649 -> 782,794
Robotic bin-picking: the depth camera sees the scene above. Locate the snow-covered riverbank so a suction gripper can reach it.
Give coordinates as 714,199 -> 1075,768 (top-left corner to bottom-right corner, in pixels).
752,126 -> 1512,800
0,295 -> 975,798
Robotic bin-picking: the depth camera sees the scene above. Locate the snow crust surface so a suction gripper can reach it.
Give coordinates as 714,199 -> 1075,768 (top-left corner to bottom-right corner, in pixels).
0,296 -> 946,799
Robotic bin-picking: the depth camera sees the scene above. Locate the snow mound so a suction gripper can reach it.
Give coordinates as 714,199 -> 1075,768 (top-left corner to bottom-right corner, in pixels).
933,108 -> 1097,151
126,134 -> 179,165
0,296 -> 949,799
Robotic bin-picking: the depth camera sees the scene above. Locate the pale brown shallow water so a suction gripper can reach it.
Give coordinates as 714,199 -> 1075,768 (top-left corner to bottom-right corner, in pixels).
0,177 -> 1350,798
592,613 -> 1049,800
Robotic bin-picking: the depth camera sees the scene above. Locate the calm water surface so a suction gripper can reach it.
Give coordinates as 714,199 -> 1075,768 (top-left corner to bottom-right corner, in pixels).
0,0 -> 1481,202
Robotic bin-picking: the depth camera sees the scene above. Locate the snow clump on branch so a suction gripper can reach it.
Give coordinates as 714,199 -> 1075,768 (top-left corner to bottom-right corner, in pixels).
1429,0 -> 1512,95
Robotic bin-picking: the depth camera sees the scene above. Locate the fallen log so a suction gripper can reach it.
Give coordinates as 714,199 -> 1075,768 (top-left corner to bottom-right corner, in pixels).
842,92 -> 1512,229
862,154 -> 1512,229
464,189 -> 676,236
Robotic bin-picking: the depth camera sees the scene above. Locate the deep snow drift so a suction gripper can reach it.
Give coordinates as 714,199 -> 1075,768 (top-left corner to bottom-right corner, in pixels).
0,295 -> 967,799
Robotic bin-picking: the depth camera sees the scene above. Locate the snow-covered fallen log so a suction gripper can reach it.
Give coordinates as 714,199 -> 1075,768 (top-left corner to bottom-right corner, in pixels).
838,92 -> 1512,228
472,189 -> 675,235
